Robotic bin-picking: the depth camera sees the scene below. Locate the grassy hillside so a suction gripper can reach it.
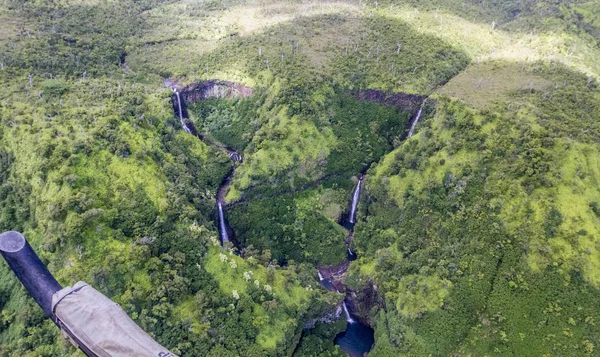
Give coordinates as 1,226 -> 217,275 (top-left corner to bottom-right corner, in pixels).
0,1 -> 342,356
352,64 -> 600,356
0,0 -> 599,356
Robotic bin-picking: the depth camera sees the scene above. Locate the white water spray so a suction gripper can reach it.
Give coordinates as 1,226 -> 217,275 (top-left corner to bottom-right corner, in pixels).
318,271 -> 324,281
218,202 -> 229,244
174,90 -> 192,134
343,301 -> 354,324
349,178 -> 363,224
408,100 -> 426,138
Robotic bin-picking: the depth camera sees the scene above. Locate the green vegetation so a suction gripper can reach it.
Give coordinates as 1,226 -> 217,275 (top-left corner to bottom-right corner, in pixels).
353,64 -> 600,356
0,0 -> 599,356
228,189 -> 349,266
188,96 -> 260,151
293,320 -> 347,357
220,90 -> 412,266
0,1 -> 342,355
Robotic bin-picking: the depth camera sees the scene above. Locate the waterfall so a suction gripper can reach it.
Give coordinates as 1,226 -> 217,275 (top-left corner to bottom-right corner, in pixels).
218,202 -> 229,244
318,271 -> 324,281
228,151 -> 241,162
343,301 -> 354,324
407,101 -> 426,138
349,178 -> 362,224
174,90 -> 192,134
347,247 -> 357,261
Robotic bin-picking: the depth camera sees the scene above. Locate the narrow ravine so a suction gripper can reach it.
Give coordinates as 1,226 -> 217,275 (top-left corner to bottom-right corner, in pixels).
168,79 -> 427,356
323,101 -> 427,356
324,176 -> 375,357
167,80 -> 242,247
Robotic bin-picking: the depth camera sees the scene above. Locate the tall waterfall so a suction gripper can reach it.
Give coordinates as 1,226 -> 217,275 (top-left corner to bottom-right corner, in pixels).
407,101 -> 426,138
343,301 -> 355,324
174,90 -> 192,134
318,271 -> 324,281
218,202 -> 229,244
349,178 -> 363,224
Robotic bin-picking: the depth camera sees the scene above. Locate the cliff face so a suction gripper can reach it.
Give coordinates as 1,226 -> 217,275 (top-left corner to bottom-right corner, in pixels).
181,80 -> 253,103
355,90 -> 426,116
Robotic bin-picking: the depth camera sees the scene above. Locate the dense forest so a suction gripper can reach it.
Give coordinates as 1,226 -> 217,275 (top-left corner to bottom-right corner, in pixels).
0,0 -> 599,356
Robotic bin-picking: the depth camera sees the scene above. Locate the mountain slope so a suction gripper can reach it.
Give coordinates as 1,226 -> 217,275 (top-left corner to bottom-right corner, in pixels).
0,0 -> 598,356
352,64 -> 600,356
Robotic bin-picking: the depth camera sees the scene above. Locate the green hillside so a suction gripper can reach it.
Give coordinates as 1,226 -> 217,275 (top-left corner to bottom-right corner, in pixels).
354,64 -> 600,356
0,0 -> 599,356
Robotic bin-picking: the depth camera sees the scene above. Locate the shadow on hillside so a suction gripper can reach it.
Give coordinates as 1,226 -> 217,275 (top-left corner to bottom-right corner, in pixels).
132,12 -> 470,94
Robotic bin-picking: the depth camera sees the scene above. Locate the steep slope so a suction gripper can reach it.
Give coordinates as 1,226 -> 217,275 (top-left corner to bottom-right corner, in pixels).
0,1 -> 341,356
352,64 -> 600,356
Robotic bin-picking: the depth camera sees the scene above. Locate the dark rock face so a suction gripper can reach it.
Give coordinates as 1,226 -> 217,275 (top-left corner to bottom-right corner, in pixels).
345,282 -> 379,324
355,89 -> 426,116
181,80 -> 253,103
317,261 -> 350,280
166,79 -> 253,138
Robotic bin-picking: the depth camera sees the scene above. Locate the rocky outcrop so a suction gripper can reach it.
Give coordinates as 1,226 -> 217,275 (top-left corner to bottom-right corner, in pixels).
303,306 -> 343,329
345,282 -> 380,325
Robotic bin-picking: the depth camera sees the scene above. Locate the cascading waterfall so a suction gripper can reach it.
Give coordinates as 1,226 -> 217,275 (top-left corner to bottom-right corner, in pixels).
218,202 -> 229,244
349,178 -> 363,224
407,100 -> 426,138
170,83 -> 235,248
343,301 -> 354,324
168,80 -> 375,354
174,90 -> 192,134
331,173 -> 376,355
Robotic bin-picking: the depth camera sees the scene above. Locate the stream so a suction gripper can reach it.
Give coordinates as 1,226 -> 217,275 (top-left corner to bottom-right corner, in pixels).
168,79 -> 426,356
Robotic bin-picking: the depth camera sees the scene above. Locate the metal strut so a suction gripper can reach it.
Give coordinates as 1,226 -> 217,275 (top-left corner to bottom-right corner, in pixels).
0,231 -> 95,356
